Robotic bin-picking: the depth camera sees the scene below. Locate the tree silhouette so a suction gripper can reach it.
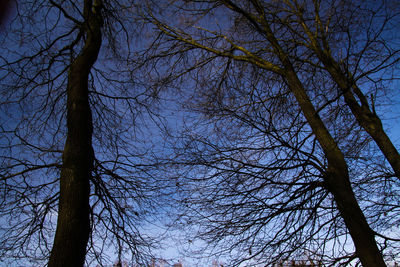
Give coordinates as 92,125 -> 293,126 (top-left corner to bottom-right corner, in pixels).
0,0 -> 165,265
140,0 -> 400,266
1,0 -> 399,266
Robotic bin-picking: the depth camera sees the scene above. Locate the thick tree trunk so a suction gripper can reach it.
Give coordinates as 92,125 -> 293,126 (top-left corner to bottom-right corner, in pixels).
283,70 -> 386,267
285,70 -> 386,267
325,166 -> 386,267
286,71 -> 386,267
260,21 -> 386,266
48,1 -> 102,266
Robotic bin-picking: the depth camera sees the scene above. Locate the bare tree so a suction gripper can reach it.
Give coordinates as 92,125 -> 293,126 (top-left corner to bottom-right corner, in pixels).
138,0 -> 400,266
47,0 -> 103,265
0,0 -> 167,265
280,0 -> 400,180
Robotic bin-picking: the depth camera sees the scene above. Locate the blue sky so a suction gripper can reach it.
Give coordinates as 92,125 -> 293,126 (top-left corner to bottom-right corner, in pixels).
1,1 -> 400,266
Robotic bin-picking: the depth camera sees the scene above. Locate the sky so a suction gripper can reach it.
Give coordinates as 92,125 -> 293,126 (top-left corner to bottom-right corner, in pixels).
0,1 -> 400,266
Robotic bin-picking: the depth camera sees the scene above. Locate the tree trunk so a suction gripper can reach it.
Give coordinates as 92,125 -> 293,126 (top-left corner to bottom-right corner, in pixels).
284,68 -> 386,267
260,21 -> 386,266
325,166 -> 387,267
300,21 -> 400,180
319,52 -> 400,180
48,1 -> 102,266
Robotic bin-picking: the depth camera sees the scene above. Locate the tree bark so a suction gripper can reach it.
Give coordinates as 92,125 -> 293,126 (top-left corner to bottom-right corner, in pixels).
48,1 -> 102,266
260,19 -> 386,267
283,68 -> 386,267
